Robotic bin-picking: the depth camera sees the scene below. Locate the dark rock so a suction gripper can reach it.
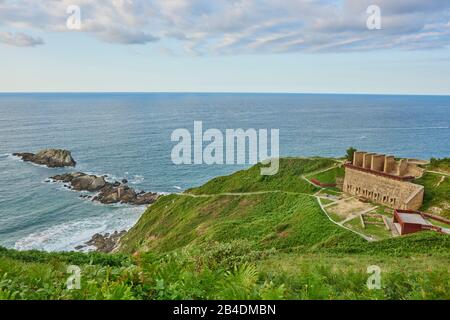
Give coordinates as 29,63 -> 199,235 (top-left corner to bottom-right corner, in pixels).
13,149 -> 76,168
51,172 -> 107,192
121,179 -> 128,184
50,172 -> 159,205
131,192 -> 159,205
85,230 -> 127,253
12,152 -> 35,162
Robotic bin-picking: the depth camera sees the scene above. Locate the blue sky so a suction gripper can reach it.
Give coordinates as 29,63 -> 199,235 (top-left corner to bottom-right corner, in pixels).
1,0 -> 450,94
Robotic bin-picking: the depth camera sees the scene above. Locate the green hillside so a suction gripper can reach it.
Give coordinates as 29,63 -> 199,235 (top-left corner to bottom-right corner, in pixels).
416,172 -> 450,218
1,157 -> 449,300
426,157 -> 450,174
187,157 -> 335,194
119,192 -> 363,254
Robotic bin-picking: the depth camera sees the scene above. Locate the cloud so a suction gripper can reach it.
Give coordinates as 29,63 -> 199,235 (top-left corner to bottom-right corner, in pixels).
0,31 -> 43,47
0,0 -> 449,53
92,28 -> 159,45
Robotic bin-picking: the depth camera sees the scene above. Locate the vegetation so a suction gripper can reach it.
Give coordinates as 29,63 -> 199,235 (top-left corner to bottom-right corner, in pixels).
119,192 -> 362,254
427,157 -> 450,173
416,172 -> 450,218
346,147 -> 357,162
1,233 -> 449,300
344,216 -> 391,241
309,166 -> 344,185
187,157 -> 336,195
1,157 -> 449,300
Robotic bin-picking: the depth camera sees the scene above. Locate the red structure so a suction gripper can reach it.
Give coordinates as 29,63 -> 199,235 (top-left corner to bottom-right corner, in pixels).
393,209 -> 444,235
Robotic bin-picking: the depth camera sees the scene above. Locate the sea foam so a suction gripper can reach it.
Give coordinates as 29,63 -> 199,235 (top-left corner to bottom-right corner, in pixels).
14,206 -> 145,252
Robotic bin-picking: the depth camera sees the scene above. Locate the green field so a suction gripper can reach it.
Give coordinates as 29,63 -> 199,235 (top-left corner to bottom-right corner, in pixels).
1,157 -> 449,300
416,172 -> 450,218
308,165 -> 345,185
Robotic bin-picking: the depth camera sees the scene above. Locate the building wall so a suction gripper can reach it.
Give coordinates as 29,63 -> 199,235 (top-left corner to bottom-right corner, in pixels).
398,159 -> 408,176
404,187 -> 424,211
371,154 -> 385,172
384,156 -> 396,174
352,151 -> 423,178
363,153 -> 375,169
343,167 -> 423,210
353,151 -> 366,167
401,223 -> 424,235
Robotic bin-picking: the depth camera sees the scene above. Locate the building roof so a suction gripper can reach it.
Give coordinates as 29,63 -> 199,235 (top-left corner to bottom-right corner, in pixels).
396,212 -> 432,225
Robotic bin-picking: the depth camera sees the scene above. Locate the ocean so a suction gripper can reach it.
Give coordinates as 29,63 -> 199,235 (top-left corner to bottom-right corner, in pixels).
0,93 -> 449,251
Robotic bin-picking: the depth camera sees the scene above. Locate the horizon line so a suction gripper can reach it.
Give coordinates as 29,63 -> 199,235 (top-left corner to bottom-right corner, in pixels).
1,91 -> 450,97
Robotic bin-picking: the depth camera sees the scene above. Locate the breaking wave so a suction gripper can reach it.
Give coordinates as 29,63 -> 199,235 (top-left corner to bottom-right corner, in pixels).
14,205 -> 145,252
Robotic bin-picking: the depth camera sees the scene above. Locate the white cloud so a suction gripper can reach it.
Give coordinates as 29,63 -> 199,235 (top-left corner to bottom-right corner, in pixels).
0,0 -> 449,53
0,31 -> 43,47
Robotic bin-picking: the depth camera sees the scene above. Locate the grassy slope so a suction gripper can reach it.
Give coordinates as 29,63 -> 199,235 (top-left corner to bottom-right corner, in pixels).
119,192 -> 363,254
416,172 -> 450,218
121,158 -> 357,253
308,166 -> 345,184
122,157 -> 449,255
187,157 -> 335,194
0,248 -> 137,300
1,157 -> 450,300
426,158 -> 450,174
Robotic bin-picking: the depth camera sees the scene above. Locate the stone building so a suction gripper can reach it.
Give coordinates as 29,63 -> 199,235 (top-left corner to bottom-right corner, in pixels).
343,151 -> 424,210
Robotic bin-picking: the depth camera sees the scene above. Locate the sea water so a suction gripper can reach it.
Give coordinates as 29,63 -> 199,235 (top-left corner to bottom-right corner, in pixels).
0,93 -> 449,251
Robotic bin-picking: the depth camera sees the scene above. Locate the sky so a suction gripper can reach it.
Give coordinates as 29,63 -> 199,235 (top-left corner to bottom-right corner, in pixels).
0,0 -> 450,95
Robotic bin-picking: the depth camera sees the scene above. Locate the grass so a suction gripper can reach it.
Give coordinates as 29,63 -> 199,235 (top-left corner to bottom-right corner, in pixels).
257,253 -> 450,300
1,157 -> 449,300
344,216 -> 391,241
119,192 -> 363,254
319,198 -> 335,206
426,158 -> 450,174
0,247 -> 139,300
308,166 -> 345,185
324,204 -> 344,222
319,188 -> 342,196
187,157 -> 336,195
1,233 -> 449,300
416,172 -> 450,218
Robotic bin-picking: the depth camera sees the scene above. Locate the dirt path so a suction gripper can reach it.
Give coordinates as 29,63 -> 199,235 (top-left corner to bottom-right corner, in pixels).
302,163 -> 341,187
174,189 -> 373,242
177,189 -> 317,199
317,198 -> 373,241
427,170 -> 450,177
339,206 -> 378,225
436,175 -> 446,187
171,163 -> 374,243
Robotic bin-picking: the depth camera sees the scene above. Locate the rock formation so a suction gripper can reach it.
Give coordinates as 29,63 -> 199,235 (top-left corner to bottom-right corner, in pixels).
51,172 -> 106,192
13,149 -> 76,168
50,172 -> 159,205
76,230 -> 126,253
